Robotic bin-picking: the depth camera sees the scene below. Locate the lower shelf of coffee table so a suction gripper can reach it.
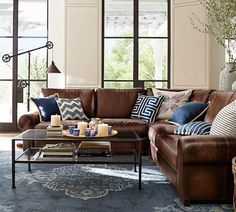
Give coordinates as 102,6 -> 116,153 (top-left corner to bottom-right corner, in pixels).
15,148 -> 138,164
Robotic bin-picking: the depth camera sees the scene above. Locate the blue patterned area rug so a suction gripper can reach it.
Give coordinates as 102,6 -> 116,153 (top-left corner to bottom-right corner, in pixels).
0,151 -> 233,212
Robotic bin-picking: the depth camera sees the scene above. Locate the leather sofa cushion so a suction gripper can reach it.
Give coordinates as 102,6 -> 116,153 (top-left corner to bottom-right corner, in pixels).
204,91 -> 235,123
149,123 -> 179,170
100,118 -> 148,136
41,88 -> 96,118
96,88 -> 145,118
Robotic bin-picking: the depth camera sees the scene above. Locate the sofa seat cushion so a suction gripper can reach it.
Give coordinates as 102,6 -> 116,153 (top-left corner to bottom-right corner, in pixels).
148,123 -> 176,144
156,134 -> 179,170
35,120 -> 78,130
148,123 -> 179,170
100,118 -> 148,136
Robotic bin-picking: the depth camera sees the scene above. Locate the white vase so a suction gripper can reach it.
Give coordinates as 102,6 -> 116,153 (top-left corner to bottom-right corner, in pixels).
219,63 -> 236,91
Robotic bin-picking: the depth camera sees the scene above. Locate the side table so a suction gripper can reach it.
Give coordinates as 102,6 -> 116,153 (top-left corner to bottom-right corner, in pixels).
232,157 -> 236,211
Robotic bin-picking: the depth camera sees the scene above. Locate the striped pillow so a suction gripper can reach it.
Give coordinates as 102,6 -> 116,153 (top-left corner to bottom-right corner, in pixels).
210,100 -> 236,135
174,121 -> 211,135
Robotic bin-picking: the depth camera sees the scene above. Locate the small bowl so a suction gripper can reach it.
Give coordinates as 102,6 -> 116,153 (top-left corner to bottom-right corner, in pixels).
72,129 -> 80,136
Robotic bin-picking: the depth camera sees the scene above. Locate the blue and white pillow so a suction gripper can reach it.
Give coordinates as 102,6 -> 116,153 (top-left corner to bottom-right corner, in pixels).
174,121 -> 211,135
56,98 -> 89,121
169,101 -> 209,125
131,95 -> 164,123
31,96 -> 60,122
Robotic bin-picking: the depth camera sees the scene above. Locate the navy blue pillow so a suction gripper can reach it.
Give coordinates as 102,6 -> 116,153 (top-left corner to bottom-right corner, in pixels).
174,121 -> 211,135
31,97 -> 61,122
131,95 -> 165,123
168,101 -> 209,125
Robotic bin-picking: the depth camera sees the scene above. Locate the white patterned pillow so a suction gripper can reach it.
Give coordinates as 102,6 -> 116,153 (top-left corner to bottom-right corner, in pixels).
131,95 -> 164,123
210,100 -> 236,135
56,98 -> 89,121
152,89 -> 192,119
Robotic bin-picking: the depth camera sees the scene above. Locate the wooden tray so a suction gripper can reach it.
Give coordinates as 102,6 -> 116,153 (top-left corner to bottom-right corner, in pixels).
63,129 -> 118,138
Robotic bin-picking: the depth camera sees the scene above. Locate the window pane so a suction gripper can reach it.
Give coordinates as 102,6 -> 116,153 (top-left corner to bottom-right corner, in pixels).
104,39 -> 133,80
18,38 -> 47,80
105,0 -> 133,37
144,81 -> 167,89
0,1 -> 13,36
17,81 -> 46,119
18,0 -> 47,36
0,38 -> 12,79
139,0 -> 168,37
139,39 -> 168,81
0,81 -> 12,122
104,81 -> 133,88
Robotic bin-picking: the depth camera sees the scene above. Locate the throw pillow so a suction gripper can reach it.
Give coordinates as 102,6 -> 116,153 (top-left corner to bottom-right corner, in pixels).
168,101 -> 209,125
31,96 -> 60,122
210,100 -> 236,135
56,98 -> 89,121
174,121 -> 211,135
131,95 -> 164,123
152,89 -> 192,119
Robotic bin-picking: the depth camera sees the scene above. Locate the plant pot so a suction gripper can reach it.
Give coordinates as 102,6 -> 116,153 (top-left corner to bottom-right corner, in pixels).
219,63 -> 236,91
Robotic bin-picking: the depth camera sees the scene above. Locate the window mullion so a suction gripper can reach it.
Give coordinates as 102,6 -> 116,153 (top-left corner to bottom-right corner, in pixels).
133,0 -> 139,88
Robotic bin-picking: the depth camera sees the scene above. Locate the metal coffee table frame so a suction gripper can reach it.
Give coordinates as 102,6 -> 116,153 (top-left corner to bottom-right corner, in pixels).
12,129 -> 143,189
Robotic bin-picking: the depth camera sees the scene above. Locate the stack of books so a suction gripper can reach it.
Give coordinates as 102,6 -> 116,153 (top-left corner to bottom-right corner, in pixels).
78,141 -> 111,157
47,125 -> 63,137
41,143 -> 75,157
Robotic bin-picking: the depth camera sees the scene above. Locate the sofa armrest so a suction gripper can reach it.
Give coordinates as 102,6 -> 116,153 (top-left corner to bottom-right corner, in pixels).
178,135 -> 236,164
18,111 -> 40,131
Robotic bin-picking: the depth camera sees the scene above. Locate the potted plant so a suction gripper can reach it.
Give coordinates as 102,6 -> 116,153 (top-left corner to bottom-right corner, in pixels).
190,0 -> 236,90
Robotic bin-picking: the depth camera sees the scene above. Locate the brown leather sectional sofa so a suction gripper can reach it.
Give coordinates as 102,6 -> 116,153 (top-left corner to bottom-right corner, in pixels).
18,88 -> 236,205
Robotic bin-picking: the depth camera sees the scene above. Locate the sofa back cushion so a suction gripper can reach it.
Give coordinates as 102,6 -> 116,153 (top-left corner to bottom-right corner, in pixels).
189,89 -> 213,102
204,90 -> 235,123
42,88 -> 96,118
96,88 -> 145,118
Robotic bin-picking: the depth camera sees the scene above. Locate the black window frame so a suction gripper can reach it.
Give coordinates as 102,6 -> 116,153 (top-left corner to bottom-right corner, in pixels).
0,0 -> 48,131
102,0 -> 171,88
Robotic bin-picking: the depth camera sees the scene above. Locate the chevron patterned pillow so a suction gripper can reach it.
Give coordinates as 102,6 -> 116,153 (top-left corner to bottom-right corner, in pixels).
56,98 -> 89,121
131,95 -> 164,123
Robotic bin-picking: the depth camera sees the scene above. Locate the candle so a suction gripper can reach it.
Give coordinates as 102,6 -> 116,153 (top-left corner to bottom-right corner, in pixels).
51,115 -> 61,127
97,123 -> 108,136
77,121 -> 88,135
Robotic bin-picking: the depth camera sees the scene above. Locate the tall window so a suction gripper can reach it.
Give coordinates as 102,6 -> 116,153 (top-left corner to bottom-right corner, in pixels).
0,0 -> 48,131
103,0 -> 170,88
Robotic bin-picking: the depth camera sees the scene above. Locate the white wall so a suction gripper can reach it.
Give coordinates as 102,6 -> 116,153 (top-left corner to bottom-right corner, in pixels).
48,0 -> 101,88
171,0 -> 225,89
48,0 -> 65,88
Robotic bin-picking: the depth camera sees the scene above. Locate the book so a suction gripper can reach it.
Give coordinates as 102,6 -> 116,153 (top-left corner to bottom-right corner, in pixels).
78,141 -> 111,156
47,125 -> 63,131
42,143 -> 75,152
79,141 -> 111,151
42,152 -> 74,157
47,131 -> 63,137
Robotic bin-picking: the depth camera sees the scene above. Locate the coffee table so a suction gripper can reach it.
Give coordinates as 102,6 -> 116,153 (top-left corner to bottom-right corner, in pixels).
12,129 -> 144,189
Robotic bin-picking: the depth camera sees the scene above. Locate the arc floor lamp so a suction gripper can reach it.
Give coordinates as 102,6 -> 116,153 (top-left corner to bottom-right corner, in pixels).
2,41 -> 61,111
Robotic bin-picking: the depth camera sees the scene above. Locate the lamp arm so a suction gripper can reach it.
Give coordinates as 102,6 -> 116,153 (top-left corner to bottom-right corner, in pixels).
2,41 -> 53,63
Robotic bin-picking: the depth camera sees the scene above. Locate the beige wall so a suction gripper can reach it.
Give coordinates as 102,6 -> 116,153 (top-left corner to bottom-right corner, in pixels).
171,0 -> 225,89
48,0 -> 225,89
